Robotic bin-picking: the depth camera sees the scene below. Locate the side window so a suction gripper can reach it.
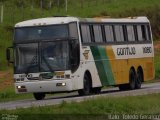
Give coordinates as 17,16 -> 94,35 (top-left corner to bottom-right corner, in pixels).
122,25 -> 128,41
104,25 -> 114,42
137,25 -> 143,41
137,25 -> 151,42
93,25 -> 103,43
147,25 -> 151,41
80,24 -> 91,43
89,25 -> 95,42
142,25 -> 151,41
114,25 -> 124,42
141,25 -> 147,41
69,23 -> 78,39
127,25 -> 135,42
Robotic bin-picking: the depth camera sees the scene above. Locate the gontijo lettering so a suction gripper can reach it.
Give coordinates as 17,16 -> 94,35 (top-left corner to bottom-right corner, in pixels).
117,47 -> 136,56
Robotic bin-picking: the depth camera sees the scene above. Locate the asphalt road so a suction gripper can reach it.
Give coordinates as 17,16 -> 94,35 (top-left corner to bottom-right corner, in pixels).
0,82 -> 160,110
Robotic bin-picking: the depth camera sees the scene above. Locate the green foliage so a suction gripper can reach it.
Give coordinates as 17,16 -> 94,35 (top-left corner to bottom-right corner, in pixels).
154,45 -> 160,78
0,94 -> 160,120
0,0 -> 160,70
0,85 -> 33,102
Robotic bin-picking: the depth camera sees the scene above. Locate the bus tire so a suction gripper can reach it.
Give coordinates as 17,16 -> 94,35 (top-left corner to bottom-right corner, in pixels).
92,87 -> 101,94
135,68 -> 142,89
33,93 -> 45,100
78,74 -> 91,96
119,84 -> 128,91
128,68 -> 136,90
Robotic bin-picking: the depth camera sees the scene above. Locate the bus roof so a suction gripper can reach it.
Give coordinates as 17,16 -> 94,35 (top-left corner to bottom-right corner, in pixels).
15,17 -> 79,27
15,16 -> 149,27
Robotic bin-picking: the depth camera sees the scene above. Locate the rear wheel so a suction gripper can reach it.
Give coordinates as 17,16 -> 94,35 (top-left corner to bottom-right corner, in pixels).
33,93 -> 45,100
128,69 -> 136,90
119,84 -> 128,91
135,69 -> 142,89
78,74 -> 92,96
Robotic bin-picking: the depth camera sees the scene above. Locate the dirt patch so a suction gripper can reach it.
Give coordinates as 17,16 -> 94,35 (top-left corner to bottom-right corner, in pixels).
154,41 -> 160,56
0,72 -> 11,79
0,70 -> 13,91
155,44 -> 160,49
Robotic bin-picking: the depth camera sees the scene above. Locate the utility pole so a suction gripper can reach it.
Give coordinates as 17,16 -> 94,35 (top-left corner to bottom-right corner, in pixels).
31,0 -> 34,9
49,0 -> 52,9
40,0 -> 43,9
65,0 -> 68,13
81,0 -> 84,8
1,4 -> 3,23
57,0 -> 60,12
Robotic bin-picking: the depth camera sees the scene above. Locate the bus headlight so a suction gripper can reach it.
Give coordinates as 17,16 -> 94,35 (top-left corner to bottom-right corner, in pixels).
16,86 -> 27,92
17,86 -> 26,89
17,86 -> 21,89
56,83 -> 66,86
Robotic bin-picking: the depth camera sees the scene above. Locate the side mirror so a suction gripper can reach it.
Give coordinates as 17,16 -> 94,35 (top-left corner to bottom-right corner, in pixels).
6,47 -> 13,64
6,48 -> 11,61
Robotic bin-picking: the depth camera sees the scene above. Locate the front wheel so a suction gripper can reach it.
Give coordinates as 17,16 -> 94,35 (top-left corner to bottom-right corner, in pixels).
33,93 -> 45,100
78,74 -> 92,96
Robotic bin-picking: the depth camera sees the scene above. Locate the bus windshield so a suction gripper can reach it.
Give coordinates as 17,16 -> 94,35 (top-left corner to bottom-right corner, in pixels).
14,25 -> 68,42
14,41 -> 70,74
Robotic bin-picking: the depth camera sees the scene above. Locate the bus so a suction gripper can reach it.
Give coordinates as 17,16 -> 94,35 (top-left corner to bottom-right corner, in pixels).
6,16 -> 154,100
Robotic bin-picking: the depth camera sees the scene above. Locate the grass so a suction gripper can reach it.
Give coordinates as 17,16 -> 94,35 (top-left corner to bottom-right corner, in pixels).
0,93 -> 160,120
0,69 -> 33,102
0,87 -> 33,102
154,41 -> 160,78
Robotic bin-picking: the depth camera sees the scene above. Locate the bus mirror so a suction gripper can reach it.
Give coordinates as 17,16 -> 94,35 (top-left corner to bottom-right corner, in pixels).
6,48 -> 10,61
6,47 -> 13,64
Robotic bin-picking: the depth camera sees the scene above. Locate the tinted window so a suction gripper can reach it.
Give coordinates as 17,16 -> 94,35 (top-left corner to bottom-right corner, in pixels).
137,25 -> 143,41
14,25 -> 68,42
104,25 -> 114,42
137,25 -> 150,41
145,25 -> 149,41
114,25 -> 124,42
81,25 -> 91,43
147,25 -> 151,41
141,25 -> 147,41
127,25 -> 135,42
69,23 -> 78,39
93,25 -> 103,43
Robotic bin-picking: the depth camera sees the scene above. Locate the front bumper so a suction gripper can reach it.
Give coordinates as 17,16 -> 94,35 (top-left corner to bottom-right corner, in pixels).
15,79 -> 73,93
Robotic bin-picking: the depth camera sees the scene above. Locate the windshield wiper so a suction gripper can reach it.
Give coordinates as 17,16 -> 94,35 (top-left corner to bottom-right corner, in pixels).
41,55 -> 54,72
25,55 -> 38,74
